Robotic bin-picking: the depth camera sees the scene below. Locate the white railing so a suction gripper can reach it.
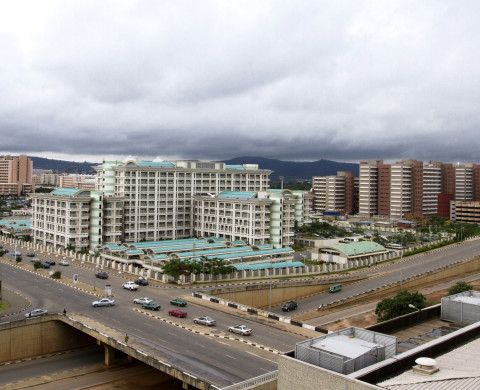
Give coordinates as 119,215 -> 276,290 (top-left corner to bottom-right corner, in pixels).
220,370 -> 278,390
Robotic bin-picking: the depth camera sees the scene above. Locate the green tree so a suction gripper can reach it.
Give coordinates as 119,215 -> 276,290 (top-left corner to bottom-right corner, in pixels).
447,281 -> 473,296
161,258 -> 185,279
375,290 -> 426,322
51,270 -> 61,279
33,261 -> 42,271
0,250 -> 5,257
15,255 -> 22,263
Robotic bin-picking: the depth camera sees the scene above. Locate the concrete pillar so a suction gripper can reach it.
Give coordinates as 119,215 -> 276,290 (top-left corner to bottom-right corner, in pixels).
104,344 -> 115,366
128,264 -> 134,273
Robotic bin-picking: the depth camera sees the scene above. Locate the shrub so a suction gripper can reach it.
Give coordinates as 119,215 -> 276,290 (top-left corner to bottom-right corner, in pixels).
51,271 -> 61,279
447,281 -> 473,296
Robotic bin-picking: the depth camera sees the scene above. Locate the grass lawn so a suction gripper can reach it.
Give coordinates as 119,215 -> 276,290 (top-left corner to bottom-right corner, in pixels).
0,300 -> 10,312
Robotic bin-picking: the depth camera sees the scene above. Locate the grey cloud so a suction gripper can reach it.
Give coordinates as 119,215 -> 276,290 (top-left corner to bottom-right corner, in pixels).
1,1 -> 480,166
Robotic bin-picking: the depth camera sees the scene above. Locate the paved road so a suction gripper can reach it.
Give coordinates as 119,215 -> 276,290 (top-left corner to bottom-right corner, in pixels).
0,246 -> 305,387
1,238 -> 479,387
264,239 -> 480,317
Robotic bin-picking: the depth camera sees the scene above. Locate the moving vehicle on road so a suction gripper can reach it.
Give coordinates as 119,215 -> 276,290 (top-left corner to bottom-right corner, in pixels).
168,309 -> 187,318
25,309 -> 48,318
193,316 -> 216,326
135,277 -> 148,286
170,298 -> 187,307
329,284 -> 342,293
142,302 -> 161,311
228,325 -> 252,336
59,260 -> 70,266
282,301 -> 298,312
133,297 -> 152,305
123,281 -> 139,291
92,298 -> 115,307
95,272 -> 108,279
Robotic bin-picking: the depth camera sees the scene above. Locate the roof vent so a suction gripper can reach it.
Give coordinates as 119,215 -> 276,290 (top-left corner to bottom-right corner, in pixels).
413,357 -> 439,375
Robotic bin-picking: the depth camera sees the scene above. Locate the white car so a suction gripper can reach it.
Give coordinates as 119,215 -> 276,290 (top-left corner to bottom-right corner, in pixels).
59,260 -> 70,266
133,297 -> 152,305
123,282 -> 139,291
193,316 -> 216,326
25,308 -> 48,318
92,298 -> 115,307
228,325 -> 252,336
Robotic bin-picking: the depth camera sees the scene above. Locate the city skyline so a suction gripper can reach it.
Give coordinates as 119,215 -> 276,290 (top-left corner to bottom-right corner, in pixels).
2,1 -> 480,163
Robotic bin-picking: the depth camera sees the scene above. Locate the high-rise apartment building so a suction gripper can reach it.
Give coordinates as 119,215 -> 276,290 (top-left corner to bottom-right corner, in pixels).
0,155 -> 35,196
312,171 -> 356,215
32,158 -> 280,250
192,189 -> 308,247
359,159 -> 473,219
358,160 -> 382,217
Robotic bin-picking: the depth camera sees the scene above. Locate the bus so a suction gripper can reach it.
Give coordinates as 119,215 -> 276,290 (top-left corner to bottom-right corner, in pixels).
329,284 -> 342,293
385,243 -> 404,250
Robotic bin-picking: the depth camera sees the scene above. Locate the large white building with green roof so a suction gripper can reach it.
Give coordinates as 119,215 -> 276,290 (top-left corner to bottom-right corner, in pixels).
31,158 -> 274,250
193,189 -> 312,247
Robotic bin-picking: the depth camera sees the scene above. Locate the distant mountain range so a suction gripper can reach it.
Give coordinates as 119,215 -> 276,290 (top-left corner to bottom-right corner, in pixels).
28,155 -> 359,181
30,157 -> 98,174
223,156 -> 359,181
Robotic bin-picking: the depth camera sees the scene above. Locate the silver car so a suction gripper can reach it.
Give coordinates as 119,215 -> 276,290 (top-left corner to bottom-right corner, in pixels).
193,316 -> 216,326
25,309 -> 48,318
133,297 -> 152,305
228,325 -> 252,335
92,298 -> 115,307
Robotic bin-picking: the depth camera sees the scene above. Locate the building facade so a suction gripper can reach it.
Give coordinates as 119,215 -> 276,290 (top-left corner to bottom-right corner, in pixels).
0,155 -> 35,196
312,171 -> 356,215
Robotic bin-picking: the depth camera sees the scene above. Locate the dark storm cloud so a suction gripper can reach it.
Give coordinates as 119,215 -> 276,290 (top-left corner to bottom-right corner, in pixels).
1,1 -> 480,164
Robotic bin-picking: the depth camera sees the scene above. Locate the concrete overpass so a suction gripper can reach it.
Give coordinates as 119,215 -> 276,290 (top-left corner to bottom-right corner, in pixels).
0,314 -> 224,390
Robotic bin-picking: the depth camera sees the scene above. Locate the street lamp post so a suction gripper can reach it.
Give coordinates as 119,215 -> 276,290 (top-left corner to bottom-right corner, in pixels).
268,257 -> 272,312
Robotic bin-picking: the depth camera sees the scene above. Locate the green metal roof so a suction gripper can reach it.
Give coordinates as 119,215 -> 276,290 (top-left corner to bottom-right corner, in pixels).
330,241 -> 386,256
135,161 -> 175,167
102,244 -> 126,251
126,249 -> 143,255
217,191 -> 257,199
51,188 -> 90,197
225,165 -> 245,170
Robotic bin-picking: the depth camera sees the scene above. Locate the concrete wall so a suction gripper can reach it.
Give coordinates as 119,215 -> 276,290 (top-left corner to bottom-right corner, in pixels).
0,315 -> 95,363
277,355 -> 382,390
294,254 -> 480,322
211,275 -> 363,308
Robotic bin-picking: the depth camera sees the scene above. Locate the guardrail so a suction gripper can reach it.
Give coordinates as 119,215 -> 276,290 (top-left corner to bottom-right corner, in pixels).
220,370 -> 278,390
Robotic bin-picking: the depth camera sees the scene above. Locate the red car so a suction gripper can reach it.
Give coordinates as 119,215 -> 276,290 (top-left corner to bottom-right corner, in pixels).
168,309 -> 187,318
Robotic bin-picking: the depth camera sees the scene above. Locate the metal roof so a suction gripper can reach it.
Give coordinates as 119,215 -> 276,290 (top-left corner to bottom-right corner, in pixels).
51,188 -> 90,197
135,161 -> 175,167
102,244 -> 126,251
175,246 -> 252,259
329,241 -> 387,256
125,249 -> 143,255
130,238 -> 204,249
225,165 -> 245,170
217,191 -> 257,199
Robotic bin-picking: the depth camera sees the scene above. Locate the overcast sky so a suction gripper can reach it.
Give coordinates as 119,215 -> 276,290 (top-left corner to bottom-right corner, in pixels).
1,1 -> 479,164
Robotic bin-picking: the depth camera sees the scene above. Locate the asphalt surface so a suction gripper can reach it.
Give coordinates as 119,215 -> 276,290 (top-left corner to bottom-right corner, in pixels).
1,238 -> 480,387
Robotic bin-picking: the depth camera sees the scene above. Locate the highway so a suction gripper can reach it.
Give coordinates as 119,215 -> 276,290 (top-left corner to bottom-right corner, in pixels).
266,239 -> 480,320
0,244 -> 304,387
1,238 -> 479,386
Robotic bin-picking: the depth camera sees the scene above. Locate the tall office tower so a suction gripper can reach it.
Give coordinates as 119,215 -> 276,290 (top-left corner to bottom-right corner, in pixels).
358,160 -> 382,217
94,158 -> 271,245
415,162 -> 443,216
0,155 -> 35,195
454,164 -> 475,201
389,160 -> 414,219
312,171 -> 356,215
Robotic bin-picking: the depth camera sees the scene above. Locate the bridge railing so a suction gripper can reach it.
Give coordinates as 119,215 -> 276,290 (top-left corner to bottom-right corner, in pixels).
219,370 -> 278,390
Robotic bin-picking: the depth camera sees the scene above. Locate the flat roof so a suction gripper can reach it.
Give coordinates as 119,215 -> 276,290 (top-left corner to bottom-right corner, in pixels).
312,334 -> 382,360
